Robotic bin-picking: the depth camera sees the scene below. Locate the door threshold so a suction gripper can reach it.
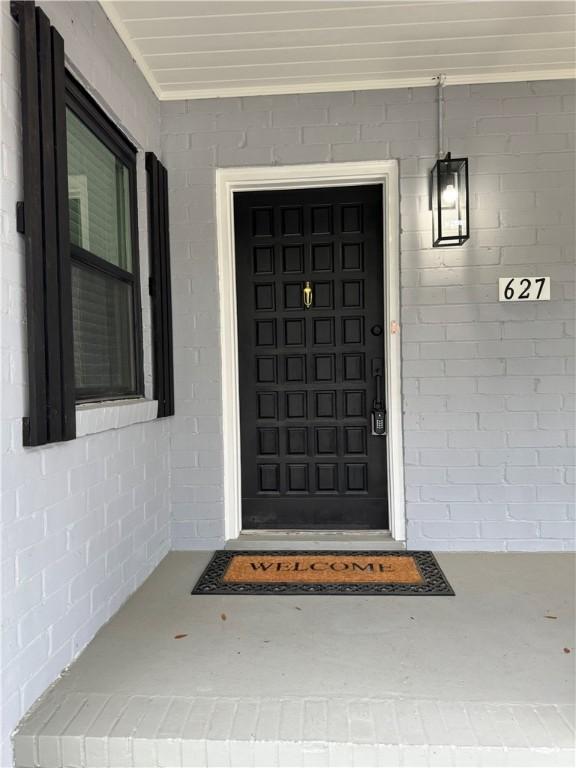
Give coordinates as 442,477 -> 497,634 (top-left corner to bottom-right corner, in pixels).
225,530 -> 405,551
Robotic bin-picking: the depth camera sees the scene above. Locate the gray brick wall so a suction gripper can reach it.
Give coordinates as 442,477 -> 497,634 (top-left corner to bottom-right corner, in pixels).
162,80 -> 575,552
1,3 -> 166,764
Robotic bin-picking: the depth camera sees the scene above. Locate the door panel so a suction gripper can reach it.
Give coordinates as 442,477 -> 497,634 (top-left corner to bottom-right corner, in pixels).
235,185 -> 388,530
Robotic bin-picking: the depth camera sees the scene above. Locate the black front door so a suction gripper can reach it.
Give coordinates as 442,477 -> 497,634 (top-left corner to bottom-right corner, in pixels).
234,185 -> 388,530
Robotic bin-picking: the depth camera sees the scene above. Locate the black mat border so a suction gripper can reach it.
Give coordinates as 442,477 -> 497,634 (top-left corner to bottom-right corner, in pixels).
192,550 -> 454,596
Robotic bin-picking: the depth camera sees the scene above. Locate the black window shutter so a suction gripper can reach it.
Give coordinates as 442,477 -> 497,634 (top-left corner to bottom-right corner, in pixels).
145,153 -> 175,417
12,1 -> 75,445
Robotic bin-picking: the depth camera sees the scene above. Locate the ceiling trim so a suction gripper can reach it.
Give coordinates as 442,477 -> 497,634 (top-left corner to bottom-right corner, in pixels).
159,69 -> 576,101
99,3 -> 575,102
99,0 -> 163,99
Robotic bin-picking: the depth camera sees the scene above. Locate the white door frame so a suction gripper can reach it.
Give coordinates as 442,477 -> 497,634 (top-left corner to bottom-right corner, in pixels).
215,160 -> 406,542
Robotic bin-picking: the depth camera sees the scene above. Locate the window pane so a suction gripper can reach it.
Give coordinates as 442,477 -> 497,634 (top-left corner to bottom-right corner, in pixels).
67,108 -> 132,271
72,264 -> 136,397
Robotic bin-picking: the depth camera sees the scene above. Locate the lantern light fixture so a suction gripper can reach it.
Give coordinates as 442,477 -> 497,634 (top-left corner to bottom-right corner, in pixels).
430,74 -> 470,247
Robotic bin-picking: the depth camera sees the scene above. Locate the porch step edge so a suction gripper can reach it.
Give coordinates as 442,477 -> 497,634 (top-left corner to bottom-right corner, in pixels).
14,692 -> 575,767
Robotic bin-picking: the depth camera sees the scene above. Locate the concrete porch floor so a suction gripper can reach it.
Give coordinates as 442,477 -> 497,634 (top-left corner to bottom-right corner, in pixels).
14,552 -> 575,767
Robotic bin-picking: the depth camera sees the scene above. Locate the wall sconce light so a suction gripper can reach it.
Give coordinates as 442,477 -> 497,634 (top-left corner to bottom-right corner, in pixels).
430,76 -> 470,247
430,152 -> 469,247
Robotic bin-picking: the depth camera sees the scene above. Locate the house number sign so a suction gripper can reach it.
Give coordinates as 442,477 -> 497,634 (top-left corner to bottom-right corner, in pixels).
498,276 -> 551,302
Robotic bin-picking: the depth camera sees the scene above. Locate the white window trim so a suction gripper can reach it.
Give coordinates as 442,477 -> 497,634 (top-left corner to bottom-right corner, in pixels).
215,160 -> 406,542
75,398 -> 158,437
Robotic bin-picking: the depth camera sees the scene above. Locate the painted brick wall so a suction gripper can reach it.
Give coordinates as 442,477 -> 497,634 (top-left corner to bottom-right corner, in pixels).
162,81 -> 575,552
0,3 -> 168,765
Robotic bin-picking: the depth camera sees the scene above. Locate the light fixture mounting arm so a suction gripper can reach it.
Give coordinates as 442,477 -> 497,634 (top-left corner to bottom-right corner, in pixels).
436,73 -> 446,159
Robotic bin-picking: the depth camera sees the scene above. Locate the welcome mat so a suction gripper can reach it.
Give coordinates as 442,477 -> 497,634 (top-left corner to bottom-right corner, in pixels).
192,551 -> 454,596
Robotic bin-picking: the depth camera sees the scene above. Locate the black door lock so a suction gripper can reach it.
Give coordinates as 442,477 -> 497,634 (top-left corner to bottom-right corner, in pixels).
371,409 -> 386,436
371,358 -> 386,436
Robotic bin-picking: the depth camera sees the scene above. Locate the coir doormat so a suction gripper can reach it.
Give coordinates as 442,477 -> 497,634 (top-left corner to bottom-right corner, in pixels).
192,550 -> 454,596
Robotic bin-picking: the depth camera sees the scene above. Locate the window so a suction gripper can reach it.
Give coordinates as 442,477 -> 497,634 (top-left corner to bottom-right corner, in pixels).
13,3 -> 172,445
65,76 -> 143,402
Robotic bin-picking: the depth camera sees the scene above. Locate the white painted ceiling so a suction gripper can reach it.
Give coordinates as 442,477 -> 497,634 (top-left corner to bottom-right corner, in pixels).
100,1 -> 576,100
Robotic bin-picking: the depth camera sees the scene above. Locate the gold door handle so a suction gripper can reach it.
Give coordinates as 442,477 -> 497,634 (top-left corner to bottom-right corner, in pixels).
303,281 -> 313,309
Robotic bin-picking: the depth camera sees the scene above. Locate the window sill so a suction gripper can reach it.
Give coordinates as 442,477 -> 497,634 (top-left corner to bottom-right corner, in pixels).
75,398 -> 158,437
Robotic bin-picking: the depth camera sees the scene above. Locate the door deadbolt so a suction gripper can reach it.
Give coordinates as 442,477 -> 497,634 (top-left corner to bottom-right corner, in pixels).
371,324 -> 383,336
